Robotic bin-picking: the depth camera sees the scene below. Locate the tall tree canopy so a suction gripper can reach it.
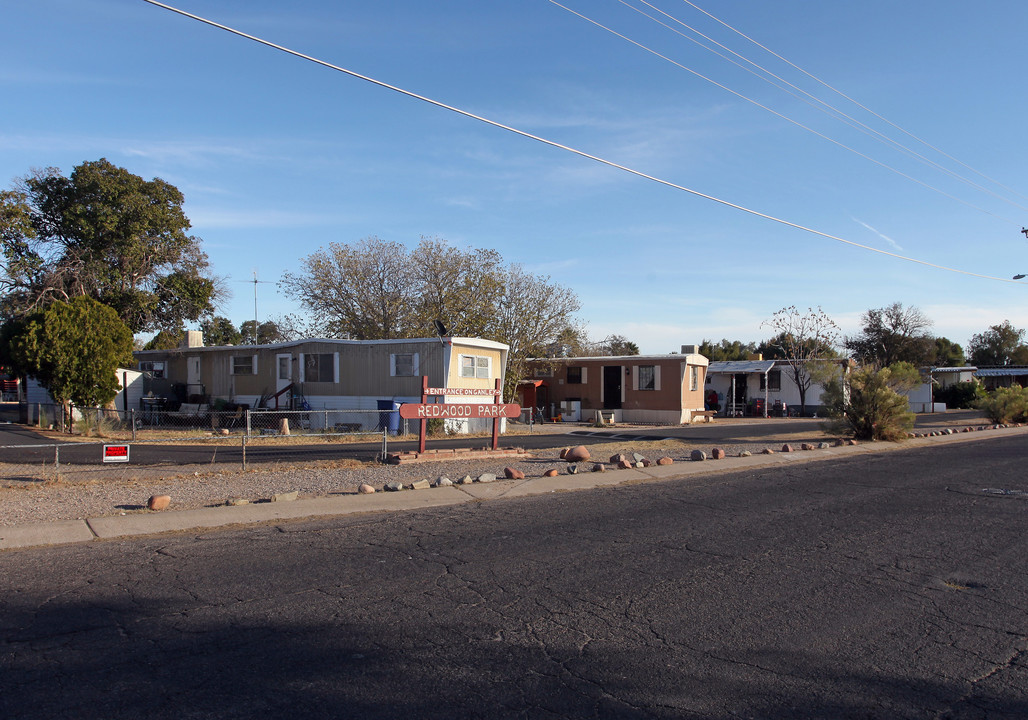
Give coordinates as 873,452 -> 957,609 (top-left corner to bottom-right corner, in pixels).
967,321 -> 1028,366
0,159 -> 223,333
698,338 -> 759,362
0,296 -> 133,407
844,302 -> 935,368
281,236 -> 581,396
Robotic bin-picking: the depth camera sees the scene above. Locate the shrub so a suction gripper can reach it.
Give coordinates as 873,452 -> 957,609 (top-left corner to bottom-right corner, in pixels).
933,381 -> 984,409
975,386 -> 1028,424
821,363 -> 919,441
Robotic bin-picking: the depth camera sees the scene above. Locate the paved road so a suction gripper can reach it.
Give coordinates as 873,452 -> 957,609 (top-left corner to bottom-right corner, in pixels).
0,410 -> 991,467
2,435 -> 1025,718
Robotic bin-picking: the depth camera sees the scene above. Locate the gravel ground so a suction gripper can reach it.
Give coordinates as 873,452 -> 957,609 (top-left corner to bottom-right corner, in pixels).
1,412 -> 993,527
0,431 -> 819,527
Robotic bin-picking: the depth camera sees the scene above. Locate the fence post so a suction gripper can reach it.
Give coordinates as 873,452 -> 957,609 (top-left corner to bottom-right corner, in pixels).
381,427 -> 388,462
241,432 -> 247,472
245,409 -> 251,439
54,445 -> 60,480
130,409 -> 137,441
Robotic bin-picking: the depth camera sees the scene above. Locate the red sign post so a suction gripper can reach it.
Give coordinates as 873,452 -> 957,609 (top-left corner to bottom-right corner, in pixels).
410,377 -> 518,452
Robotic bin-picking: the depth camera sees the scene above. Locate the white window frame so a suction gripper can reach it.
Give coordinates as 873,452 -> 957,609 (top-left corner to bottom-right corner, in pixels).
634,365 -> 660,391
231,355 -> 257,376
299,352 -> 338,383
390,352 -> 420,377
139,361 -> 165,379
460,354 -> 491,379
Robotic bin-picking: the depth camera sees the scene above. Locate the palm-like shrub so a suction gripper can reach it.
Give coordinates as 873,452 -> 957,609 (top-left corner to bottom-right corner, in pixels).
822,363 -> 920,441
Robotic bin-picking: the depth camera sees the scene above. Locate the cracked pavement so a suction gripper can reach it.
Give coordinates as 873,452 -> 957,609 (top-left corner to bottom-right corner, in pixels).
1,436 -> 1026,718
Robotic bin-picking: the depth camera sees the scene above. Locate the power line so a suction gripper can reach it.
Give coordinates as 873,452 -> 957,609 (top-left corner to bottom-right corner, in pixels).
550,1 -> 1018,225
140,0 -> 1022,284
619,0 -> 1028,216
677,0 -> 1028,207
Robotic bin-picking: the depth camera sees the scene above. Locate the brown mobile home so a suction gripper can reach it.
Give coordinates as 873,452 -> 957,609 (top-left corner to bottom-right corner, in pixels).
522,352 -> 709,424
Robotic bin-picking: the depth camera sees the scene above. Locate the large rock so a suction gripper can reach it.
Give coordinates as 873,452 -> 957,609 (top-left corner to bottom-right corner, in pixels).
591,463 -> 606,473
711,448 -> 726,460
657,456 -> 673,466
477,473 -> 497,484
409,479 -> 431,490
564,445 -> 591,463
434,477 -> 453,487
358,483 -> 376,494
690,450 -> 706,461
543,469 -> 559,477
609,453 -> 627,465
147,495 -> 171,511
781,444 -> 794,453
617,459 -> 633,469
504,467 -> 525,480
384,481 -> 405,492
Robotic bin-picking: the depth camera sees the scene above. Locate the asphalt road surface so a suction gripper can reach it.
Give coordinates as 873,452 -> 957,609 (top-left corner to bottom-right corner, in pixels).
2,434 -> 1026,719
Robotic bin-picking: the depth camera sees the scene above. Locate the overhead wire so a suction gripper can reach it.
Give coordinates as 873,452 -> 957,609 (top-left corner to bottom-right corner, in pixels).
139,0 -> 1022,284
678,0 -> 1028,207
620,0 -> 1028,216
550,1 -> 1017,225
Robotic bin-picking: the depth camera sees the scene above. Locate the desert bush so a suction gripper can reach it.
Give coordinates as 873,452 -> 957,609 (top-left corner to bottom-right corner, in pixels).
975,386 -> 1028,424
821,363 -> 919,441
933,380 -> 984,409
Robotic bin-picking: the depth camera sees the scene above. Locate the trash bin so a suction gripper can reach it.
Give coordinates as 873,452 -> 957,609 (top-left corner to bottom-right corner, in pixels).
377,399 -> 401,435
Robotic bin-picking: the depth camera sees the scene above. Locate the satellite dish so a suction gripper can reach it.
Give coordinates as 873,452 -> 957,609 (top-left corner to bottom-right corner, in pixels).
433,320 -> 448,337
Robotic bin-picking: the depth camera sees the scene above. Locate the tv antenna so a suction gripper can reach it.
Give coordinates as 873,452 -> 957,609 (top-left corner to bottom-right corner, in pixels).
234,271 -> 276,343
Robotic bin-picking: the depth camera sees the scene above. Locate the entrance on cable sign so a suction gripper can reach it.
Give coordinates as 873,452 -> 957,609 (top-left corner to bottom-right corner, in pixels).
603,366 -> 622,410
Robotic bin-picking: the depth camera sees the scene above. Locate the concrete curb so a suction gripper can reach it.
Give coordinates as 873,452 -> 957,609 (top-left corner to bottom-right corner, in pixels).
2,424 -> 1025,551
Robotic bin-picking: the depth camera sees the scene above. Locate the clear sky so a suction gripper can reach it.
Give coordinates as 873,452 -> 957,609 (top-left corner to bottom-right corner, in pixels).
4,0 -> 1028,354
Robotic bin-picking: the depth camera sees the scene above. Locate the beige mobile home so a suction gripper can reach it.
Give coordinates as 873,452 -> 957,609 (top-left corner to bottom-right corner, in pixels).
134,334 -> 509,432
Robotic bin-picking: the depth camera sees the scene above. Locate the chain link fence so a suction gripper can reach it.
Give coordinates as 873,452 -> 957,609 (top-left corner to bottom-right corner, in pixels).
1,404 -> 421,485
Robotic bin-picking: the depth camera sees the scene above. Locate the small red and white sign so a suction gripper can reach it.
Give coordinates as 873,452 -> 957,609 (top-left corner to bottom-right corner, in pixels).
399,403 -> 521,420
103,444 -> 130,463
425,387 -> 501,397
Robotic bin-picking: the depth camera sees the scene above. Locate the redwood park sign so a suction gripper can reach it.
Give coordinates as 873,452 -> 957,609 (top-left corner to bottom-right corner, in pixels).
399,402 -> 521,419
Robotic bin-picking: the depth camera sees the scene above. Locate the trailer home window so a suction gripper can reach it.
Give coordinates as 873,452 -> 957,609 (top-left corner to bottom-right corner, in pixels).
304,353 -> 335,383
461,355 -> 490,379
638,365 -> 656,391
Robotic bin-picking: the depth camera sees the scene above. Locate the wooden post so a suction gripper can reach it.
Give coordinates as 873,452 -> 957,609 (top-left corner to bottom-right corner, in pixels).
418,375 -> 428,454
491,378 -> 501,450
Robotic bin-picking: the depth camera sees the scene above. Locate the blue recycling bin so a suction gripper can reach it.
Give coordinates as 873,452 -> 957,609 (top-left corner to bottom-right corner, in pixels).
377,400 -> 401,435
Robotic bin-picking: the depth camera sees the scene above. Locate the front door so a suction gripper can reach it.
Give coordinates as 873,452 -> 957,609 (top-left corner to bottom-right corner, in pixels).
186,356 -> 201,399
603,366 -> 622,410
276,354 -> 293,394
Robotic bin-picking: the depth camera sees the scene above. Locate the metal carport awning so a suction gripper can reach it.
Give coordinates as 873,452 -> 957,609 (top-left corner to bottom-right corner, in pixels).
706,360 -> 777,417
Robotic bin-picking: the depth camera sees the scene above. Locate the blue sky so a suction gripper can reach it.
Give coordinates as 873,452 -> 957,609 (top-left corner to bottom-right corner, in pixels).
4,0 -> 1028,354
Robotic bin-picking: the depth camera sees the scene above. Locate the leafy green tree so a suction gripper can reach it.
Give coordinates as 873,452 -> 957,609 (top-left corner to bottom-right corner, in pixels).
200,316 -> 242,346
0,159 -> 224,332
762,306 -> 840,416
822,362 -> 920,441
603,334 -> 640,356
967,321 -> 1028,366
698,338 -> 759,361
844,302 -> 935,368
933,337 -> 966,368
143,328 -> 185,351
0,296 -> 133,408
239,319 -> 284,345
